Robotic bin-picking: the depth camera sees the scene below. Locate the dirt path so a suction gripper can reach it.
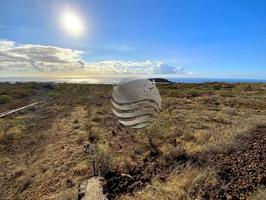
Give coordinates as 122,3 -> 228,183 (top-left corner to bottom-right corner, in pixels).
32,106 -> 89,199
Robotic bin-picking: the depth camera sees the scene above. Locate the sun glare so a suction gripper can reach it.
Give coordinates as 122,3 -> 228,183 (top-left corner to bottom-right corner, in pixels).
61,10 -> 84,37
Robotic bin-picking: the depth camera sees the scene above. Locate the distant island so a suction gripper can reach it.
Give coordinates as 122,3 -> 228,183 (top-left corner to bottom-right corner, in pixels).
148,78 -> 172,84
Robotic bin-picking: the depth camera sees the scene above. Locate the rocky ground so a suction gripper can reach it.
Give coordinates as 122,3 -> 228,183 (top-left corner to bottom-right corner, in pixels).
199,125 -> 266,199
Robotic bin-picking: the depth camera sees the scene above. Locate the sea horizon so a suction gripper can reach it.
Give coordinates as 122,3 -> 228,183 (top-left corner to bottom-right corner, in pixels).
0,76 -> 266,84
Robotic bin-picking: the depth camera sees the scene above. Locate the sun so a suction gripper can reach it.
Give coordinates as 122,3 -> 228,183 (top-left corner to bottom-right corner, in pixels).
61,10 -> 84,37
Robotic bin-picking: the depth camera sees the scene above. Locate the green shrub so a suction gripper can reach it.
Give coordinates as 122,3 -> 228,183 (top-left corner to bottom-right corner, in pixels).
46,91 -> 60,98
0,95 -> 12,104
168,89 -> 184,97
144,119 -> 169,148
185,89 -> 201,97
12,88 -> 32,99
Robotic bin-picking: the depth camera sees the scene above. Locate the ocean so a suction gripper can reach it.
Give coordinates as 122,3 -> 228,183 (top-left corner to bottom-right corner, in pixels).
0,76 -> 266,84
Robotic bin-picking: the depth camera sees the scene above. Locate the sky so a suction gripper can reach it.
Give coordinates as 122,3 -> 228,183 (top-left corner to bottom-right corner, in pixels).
0,0 -> 266,78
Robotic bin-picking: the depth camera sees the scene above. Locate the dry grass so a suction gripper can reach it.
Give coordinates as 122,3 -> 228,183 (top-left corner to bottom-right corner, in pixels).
248,188 -> 266,200
119,166 -> 217,200
99,83 -> 266,199
94,143 -> 114,176
0,105 -> 91,199
1,82 -> 266,199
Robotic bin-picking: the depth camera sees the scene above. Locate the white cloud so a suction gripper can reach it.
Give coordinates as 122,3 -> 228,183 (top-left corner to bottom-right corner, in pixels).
0,40 -> 15,51
83,60 -> 185,75
0,39 -> 186,75
0,40 -> 83,72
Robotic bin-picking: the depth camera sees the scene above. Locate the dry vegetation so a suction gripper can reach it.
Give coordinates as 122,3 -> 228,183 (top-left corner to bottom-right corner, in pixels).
0,82 -> 265,200
119,166 -> 217,200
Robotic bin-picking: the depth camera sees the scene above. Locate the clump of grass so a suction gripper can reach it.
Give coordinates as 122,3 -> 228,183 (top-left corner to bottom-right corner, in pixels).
12,167 -> 25,179
222,107 -> 238,116
180,132 -> 196,142
12,88 -> 32,99
17,177 -> 32,193
55,189 -> 77,200
212,84 -> 221,90
167,88 -> 203,98
185,88 -> 202,97
0,118 -> 23,145
74,161 -> 89,176
160,144 -> 187,165
88,127 -> 100,143
77,95 -> 88,104
114,156 -> 134,173
248,188 -> 266,200
90,109 -> 104,123
74,130 -> 87,145
167,89 -> 184,98
92,115 -> 102,123
0,95 -> 12,104
76,134 -> 84,145
95,143 -> 113,176
0,156 -> 12,164
46,91 -> 61,98
0,119 -> 14,137
144,119 -> 168,148
84,121 -> 93,131
73,119 -> 79,124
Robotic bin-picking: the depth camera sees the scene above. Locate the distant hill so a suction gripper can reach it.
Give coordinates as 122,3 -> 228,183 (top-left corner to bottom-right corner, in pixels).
148,78 -> 172,84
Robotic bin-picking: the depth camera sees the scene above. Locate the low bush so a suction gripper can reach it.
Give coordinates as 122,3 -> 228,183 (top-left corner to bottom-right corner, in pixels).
12,88 -> 32,99
162,145 -> 187,164
0,95 -> 12,104
0,119 -> 22,145
168,89 -> 184,97
0,119 -> 16,136
185,89 -> 201,97
45,91 -> 60,98
145,119 -> 169,144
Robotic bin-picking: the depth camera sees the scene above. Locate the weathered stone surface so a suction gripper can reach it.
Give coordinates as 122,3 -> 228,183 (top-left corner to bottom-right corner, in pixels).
78,177 -> 107,200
